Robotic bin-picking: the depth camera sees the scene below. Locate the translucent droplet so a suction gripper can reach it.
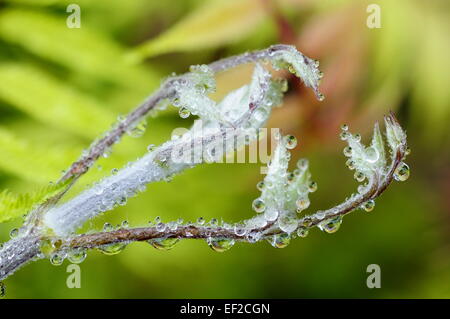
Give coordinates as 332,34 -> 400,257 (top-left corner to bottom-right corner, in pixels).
149,238 -> 179,250
39,238 -> 55,257
179,107 -> 190,119
341,124 -> 349,131
121,220 -> 129,228
256,181 -> 265,191
284,135 -> 297,149
103,223 -> 114,232
301,217 -> 313,227
252,198 -> 266,213
197,217 -> 205,225
67,248 -> 87,264
98,242 -> 127,255
318,216 -> 342,234
210,218 -> 218,227
354,133 -> 361,142
128,120 -> 147,138
340,131 -> 350,140
279,78 -> 288,92
308,181 -> 318,193
111,168 -> 119,175
271,233 -> 290,248
147,144 -> 155,152
278,216 -> 298,233
343,146 -> 353,157
354,171 -> 365,182
50,253 -> 64,266
318,93 -> 325,101
296,198 -> 310,211
362,199 -> 375,212
365,147 -> 379,163
234,224 -> 247,236
264,209 -> 279,221
156,222 -> 166,232
346,159 -> 355,170
297,227 -> 309,238
297,158 -> 308,170
0,282 -> 5,298
9,228 -> 18,239
208,238 -> 235,252
394,162 -> 410,182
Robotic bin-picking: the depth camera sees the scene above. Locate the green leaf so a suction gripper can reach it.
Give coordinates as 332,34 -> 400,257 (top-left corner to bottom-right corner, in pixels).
0,181 -> 69,223
0,127 -> 78,183
0,9 -> 160,92
0,63 -> 116,139
127,0 -> 266,61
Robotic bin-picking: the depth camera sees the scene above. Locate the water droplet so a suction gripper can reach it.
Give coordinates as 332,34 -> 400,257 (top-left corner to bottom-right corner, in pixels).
147,144 -> 155,152
149,238 -> 179,250
296,198 -> 310,211
208,238 -> 235,252
111,168 -> 119,175
279,78 -> 288,92
234,224 -> 247,236
341,124 -> 349,131
340,131 -> 350,140
50,252 -> 65,266
365,147 -> 379,163
362,199 -> 375,212
394,162 -> 410,182
197,217 -> 205,225
98,242 -> 127,255
128,120 -> 147,138
346,159 -> 355,170
67,248 -> 87,264
9,228 -> 18,239
121,220 -> 129,228
256,181 -> 265,191
271,233 -> 290,248
252,198 -> 266,213
343,146 -> 353,157
210,218 -> 218,227
156,222 -> 166,232
103,223 -> 114,232
264,209 -> 279,221
284,135 -> 297,149
301,217 -> 313,227
318,93 -> 325,101
308,181 -> 318,193
297,158 -> 308,170
318,216 -> 342,234
39,239 -> 55,257
354,171 -> 365,182
297,227 -> 309,238
354,133 -> 361,142
179,107 -> 190,119
278,215 -> 298,233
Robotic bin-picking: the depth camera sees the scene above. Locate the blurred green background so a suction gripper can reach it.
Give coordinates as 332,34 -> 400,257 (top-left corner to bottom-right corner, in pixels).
0,0 -> 449,298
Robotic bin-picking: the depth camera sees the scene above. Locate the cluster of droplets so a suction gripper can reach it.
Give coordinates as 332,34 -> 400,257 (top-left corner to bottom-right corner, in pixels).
172,64 -> 217,121
246,133 -> 319,246
269,45 -> 324,101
